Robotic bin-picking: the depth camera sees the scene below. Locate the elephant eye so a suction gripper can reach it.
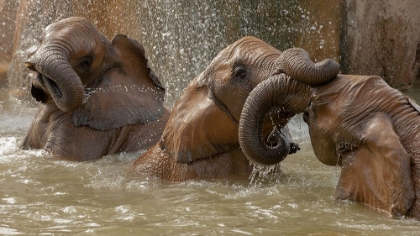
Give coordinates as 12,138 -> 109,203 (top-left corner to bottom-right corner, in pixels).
233,66 -> 247,79
77,57 -> 92,72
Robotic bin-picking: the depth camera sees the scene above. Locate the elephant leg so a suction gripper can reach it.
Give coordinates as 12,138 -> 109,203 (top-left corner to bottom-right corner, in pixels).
334,112 -> 415,218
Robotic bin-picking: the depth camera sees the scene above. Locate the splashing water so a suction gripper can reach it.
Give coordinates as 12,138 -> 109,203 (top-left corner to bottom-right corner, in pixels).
1,92 -> 420,234
248,163 -> 281,187
82,84 -> 157,104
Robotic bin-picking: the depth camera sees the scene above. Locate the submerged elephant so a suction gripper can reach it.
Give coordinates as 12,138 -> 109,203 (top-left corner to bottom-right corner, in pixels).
22,17 -> 170,161
133,36 -> 300,181
239,47 -> 420,219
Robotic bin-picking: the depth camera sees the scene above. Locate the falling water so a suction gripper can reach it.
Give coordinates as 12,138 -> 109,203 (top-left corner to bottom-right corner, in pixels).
5,0 -> 344,105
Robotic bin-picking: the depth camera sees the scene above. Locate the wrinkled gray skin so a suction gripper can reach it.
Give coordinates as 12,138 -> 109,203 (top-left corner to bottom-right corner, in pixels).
22,17 -> 169,161
133,36 -> 301,181
240,47 -> 420,220
239,48 -> 339,165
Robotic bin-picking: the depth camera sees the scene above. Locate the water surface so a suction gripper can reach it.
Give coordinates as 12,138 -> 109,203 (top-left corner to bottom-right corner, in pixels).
1,90 -> 420,235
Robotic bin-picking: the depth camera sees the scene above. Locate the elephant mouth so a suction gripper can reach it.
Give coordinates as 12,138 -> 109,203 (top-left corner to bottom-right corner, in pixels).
37,73 -> 64,100
302,111 -> 309,123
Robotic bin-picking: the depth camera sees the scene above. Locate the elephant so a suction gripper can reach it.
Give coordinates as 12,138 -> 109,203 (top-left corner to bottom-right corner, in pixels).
22,17 -> 170,161
238,47 -> 420,219
133,36 -> 300,181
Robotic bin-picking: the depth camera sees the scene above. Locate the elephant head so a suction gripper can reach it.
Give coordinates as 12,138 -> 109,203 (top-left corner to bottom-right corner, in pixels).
238,48 -> 340,165
237,47 -> 420,218
25,17 -> 165,130
160,36 -> 296,164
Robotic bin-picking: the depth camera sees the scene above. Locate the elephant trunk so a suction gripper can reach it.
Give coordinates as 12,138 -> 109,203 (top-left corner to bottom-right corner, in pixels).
239,74 -> 311,165
279,48 -> 340,87
26,45 -> 84,112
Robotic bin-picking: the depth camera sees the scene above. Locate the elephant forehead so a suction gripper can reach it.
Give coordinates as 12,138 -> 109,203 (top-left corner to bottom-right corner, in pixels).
311,75 -> 365,116
45,17 -> 95,35
312,75 -> 393,124
43,18 -> 108,53
229,37 -> 280,56
211,37 -> 280,69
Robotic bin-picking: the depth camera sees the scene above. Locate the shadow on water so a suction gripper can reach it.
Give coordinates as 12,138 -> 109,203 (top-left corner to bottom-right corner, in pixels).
1,90 -> 420,235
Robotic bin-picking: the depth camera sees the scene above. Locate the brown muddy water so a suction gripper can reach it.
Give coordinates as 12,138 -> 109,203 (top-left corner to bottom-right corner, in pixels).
1,89 -> 420,235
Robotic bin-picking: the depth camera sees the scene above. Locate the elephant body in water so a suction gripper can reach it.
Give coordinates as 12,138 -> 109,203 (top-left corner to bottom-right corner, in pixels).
133,36 -> 299,181
239,48 -> 420,220
22,17 -> 169,161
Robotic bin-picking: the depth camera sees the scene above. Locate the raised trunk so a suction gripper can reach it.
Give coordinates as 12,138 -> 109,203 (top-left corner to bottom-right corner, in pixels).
26,46 -> 84,112
279,48 -> 340,87
238,74 -> 311,165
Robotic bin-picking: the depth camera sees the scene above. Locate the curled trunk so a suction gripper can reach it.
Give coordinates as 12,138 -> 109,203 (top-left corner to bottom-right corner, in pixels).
239,48 -> 340,165
239,74 -> 311,165
26,46 -> 84,112
279,48 -> 340,87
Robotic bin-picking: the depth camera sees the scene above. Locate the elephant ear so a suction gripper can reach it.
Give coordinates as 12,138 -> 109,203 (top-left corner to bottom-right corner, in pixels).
334,113 -> 415,218
73,34 -> 165,130
160,75 -> 239,163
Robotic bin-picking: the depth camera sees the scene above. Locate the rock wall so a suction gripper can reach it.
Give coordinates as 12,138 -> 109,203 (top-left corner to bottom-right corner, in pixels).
1,0 -> 419,105
0,0 -> 19,87
342,0 -> 420,89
